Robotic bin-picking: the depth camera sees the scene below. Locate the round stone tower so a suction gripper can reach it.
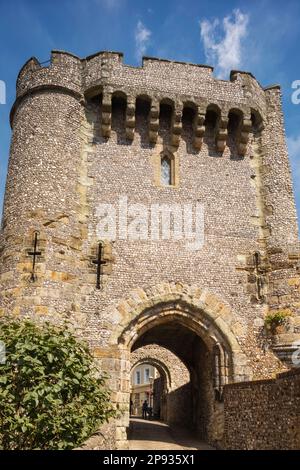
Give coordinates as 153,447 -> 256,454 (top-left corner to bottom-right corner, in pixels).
1,52 -> 85,321
1,50 -> 300,448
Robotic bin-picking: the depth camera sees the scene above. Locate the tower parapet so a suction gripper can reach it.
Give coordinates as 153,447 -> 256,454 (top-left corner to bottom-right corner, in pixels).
12,50 -> 269,157
16,51 -> 82,98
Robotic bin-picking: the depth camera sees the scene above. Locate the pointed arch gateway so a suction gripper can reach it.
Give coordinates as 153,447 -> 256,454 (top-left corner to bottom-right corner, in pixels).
130,356 -> 171,422
113,283 -> 251,449
130,345 -> 191,424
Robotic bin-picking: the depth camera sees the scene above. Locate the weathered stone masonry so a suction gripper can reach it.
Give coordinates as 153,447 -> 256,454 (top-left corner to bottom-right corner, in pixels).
224,368 -> 300,449
1,50 -> 300,448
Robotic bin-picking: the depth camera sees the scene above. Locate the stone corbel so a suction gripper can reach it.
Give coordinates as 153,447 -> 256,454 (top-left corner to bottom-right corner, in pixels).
237,111 -> 252,156
171,103 -> 183,147
125,96 -> 136,140
215,112 -> 228,152
149,99 -> 160,144
101,89 -> 112,138
193,105 -> 206,150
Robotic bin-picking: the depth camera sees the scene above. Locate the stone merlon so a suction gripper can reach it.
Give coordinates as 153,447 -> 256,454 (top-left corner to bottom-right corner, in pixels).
11,49 -> 274,127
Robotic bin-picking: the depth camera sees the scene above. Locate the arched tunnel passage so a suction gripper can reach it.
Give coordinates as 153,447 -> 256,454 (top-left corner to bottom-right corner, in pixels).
130,345 -> 191,426
130,361 -> 166,419
116,288 -> 249,449
128,315 -> 230,444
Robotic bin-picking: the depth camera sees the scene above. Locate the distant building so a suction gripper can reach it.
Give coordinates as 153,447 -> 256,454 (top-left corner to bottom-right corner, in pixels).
130,364 -> 157,416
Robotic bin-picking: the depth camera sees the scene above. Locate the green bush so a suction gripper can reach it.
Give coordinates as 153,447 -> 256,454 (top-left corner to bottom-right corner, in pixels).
0,318 -> 116,450
264,310 -> 291,334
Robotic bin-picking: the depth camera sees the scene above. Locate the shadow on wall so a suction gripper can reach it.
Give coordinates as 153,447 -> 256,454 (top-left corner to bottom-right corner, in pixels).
166,382 -> 193,429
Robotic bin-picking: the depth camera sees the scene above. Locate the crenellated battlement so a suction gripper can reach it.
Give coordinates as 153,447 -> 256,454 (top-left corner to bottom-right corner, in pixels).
15,50 -> 267,105
11,49 -> 273,154
16,50 -> 82,98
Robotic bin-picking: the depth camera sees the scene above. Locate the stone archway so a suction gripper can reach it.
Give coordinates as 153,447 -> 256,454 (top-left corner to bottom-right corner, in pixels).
112,282 -> 251,449
131,356 -> 172,390
130,344 -> 191,425
130,357 -> 169,420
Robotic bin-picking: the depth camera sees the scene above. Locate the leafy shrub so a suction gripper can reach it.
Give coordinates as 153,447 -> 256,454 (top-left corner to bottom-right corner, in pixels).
264,310 -> 291,334
0,319 -> 116,449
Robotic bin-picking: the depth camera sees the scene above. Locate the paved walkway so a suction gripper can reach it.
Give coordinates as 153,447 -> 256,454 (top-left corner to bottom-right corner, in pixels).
128,418 -> 214,450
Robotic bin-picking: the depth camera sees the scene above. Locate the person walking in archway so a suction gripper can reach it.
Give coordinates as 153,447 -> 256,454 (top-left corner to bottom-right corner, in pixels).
142,400 -> 148,419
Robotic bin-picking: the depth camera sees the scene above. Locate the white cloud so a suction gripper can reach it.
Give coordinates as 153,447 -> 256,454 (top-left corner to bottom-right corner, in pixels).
200,9 -> 249,79
135,20 -> 151,61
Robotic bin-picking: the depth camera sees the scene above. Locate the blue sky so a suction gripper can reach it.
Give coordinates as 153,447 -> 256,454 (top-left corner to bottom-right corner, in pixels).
0,0 -> 299,229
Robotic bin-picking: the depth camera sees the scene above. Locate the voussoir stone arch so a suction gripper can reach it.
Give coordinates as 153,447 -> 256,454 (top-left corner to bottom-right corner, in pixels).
112,282 -> 252,382
131,357 -> 172,390
131,344 -> 190,391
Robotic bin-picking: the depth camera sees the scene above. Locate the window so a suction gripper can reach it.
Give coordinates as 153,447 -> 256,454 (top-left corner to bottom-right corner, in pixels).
145,368 -> 150,383
136,370 -> 141,385
161,155 -> 172,186
153,149 -> 178,188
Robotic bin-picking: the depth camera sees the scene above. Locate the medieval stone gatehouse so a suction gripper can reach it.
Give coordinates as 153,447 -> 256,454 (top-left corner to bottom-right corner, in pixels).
1,50 -> 300,449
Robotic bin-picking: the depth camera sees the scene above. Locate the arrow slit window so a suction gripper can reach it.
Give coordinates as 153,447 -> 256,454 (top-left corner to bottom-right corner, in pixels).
161,153 -> 174,186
